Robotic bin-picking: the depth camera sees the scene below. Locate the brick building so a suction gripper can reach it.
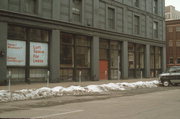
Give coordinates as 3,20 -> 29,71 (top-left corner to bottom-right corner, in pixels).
166,20 -> 180,67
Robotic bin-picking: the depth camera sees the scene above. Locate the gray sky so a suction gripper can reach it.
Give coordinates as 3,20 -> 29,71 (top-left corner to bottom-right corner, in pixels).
165,0 -> 180,11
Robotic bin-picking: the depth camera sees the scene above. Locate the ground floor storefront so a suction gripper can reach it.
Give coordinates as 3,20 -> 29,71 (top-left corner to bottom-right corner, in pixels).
0,21 -> 166,85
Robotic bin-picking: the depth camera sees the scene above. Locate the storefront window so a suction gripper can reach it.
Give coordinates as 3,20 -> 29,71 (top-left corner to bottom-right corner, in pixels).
110,49 -> 121,80
29,29 -> 49,81
136,45 -> 145,69
110,41 -> 120,50
128,43 -> 145,78
75,36 -> 90,46
60,33 -> 74,67
8,25 -> 26,40
100,40 -> 109,60
75,36 -> 90,68
100,49 -> 108,60
7,68 -> 25,81
128,43 -> 135,69
7,25 -> 49,82
30,42 -> 48,67
75,69 -> 90,81
150,46 -> 162,77
76,47 -> 90,68
60,69 -> 73,81
30,69 -> 48,80
61,45 -> 74,67
100,40 -> 109,49
60,33 -> 91,81
29,29 -> 49,42
155,47 -> 161,69
110,50 -> 119,68
150,48 -> 155,69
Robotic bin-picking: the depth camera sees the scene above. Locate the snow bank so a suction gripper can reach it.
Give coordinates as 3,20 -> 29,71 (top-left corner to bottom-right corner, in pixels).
0,80 -> 159,102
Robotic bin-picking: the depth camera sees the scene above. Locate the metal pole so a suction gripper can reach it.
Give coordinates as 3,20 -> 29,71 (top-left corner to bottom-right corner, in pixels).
105,70 -> 107,80
156,70 -> 158,78
118,71 -> 121,80
79,71 -> 82,83
8,71 -> 12,100
47,71 -> 50,87
117,56 -> 120,80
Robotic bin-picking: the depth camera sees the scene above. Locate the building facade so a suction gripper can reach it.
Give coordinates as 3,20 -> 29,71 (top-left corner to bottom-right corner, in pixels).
0,0 -> 166,85
166,20 -> 180,67
165,5 -> 180,21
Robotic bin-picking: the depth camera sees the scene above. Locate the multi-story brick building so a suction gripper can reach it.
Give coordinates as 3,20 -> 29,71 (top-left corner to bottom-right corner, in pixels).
166,20 -> 180,67
0,0 -> 166,85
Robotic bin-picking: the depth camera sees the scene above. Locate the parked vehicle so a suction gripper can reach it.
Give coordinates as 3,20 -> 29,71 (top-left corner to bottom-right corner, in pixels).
159,66 -> 180,86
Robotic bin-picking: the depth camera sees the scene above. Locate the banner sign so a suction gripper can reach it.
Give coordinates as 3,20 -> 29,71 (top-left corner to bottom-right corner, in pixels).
7,40 -> 26,66
30,42 -> 48,66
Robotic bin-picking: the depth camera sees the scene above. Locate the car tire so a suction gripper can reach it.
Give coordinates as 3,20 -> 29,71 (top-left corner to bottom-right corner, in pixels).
163,80 -> 170,87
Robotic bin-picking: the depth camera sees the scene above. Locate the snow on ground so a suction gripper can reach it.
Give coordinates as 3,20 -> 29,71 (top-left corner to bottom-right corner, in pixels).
0,80 -> 159,102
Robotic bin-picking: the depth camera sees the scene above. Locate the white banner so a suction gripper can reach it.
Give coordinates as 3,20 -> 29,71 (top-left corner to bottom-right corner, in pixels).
30,42 -> 48,66
7,40 -> 26,66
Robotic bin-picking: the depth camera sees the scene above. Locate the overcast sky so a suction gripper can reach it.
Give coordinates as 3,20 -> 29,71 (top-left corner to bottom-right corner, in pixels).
165,0 -> 180,11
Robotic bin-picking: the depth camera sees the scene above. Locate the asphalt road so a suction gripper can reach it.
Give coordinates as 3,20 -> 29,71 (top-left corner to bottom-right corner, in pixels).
0,86 -> 180,119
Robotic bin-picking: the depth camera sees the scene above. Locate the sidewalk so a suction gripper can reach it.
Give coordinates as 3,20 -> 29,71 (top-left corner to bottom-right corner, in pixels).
0,78 -> 158,91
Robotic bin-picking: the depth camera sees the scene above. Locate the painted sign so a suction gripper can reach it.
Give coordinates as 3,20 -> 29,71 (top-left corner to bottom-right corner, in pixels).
30,42 -> 48,66
7,40 -> 26,66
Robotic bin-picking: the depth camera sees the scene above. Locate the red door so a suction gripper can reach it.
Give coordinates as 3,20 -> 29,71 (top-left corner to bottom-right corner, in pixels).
100,60 -> 108,80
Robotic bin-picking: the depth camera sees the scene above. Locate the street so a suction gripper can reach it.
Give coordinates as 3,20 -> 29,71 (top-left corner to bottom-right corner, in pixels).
0,87 -> 180,119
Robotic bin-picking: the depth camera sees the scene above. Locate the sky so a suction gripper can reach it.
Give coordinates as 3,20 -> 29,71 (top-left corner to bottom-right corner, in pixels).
165,0 -> 180,11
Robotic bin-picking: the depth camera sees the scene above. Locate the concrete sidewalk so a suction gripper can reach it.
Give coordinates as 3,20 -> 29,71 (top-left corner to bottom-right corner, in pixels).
0,78 -> 158,91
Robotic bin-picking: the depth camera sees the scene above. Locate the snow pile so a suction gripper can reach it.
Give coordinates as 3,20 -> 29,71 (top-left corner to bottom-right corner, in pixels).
0,80 -> 159,102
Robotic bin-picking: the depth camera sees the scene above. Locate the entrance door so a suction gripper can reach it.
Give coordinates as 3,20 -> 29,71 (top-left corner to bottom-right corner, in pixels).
100,60 -> 108,80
